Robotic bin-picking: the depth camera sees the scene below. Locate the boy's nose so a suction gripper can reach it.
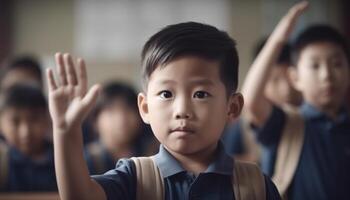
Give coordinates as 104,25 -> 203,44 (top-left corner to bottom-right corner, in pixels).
173,97 -> 193,119
175,112 -> 191,119
320,65 -> 334,81
19,123 -> 31,140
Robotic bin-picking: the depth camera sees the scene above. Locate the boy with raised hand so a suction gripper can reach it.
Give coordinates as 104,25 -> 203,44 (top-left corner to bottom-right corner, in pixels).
47,22 -> 281,200
243,1 -> 350,199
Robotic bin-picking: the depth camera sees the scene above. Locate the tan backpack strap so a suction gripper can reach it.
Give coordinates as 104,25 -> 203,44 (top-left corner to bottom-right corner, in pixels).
0,141 -> 9,190
87,143 -> 106,174
272,106 -> 304,196
233,161 -> 266,200
131,156 -> 164,200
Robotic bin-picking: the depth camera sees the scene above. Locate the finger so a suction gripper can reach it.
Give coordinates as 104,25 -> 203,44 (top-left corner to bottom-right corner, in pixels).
289,1 -> 309,18
55,53 -> 68,86
77,58 -> 87,96
281,1 -> 308,33
46,68 -> 58,91
64,53 -> 78,86
81,84 -> 101,114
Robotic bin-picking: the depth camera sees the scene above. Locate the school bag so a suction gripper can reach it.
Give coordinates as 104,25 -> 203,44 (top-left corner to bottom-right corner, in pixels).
271,105 -> 304,199
131,156 -> 266,200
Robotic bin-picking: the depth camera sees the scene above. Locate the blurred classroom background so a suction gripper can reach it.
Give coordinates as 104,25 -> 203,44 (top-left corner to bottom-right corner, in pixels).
0,0 -> 348,91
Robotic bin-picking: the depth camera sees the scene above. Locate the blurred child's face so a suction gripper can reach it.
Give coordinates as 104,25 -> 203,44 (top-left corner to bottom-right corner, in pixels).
138,56 -> 243,156
264,65 -> 302,106
293,42 -> 349,111
96,99 -> 142,147
0,107 -> 49,156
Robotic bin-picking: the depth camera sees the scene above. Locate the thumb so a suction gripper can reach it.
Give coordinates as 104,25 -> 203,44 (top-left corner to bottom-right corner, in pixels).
81,84 -> 101,114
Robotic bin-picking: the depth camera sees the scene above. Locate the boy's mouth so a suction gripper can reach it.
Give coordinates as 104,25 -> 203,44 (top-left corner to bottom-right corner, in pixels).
170,126 -> 195,134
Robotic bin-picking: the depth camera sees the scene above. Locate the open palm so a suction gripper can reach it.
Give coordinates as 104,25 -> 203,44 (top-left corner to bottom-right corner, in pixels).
46,53 -> 100,133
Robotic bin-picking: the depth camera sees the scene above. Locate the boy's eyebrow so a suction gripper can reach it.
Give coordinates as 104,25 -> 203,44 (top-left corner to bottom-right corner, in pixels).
308,52 -> 344,63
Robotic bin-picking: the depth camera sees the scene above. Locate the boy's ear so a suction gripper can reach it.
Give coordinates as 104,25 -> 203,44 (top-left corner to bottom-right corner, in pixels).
137,92 -> 150,124
227,93 -> 244,122
288,67 -> 302,91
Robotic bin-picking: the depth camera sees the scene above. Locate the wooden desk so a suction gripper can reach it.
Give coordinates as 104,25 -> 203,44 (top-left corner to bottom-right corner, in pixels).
0,193 -> 59,200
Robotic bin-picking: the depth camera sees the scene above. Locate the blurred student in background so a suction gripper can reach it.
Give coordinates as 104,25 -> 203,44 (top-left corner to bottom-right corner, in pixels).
0,84 -> 56,192
84,82 -> 158,174
222,38 -> 302,165
243,1 -> 350,199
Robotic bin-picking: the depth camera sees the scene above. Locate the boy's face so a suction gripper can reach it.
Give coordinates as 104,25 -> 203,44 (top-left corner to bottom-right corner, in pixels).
96,99 -> 142,147
292,41 -> 349,110
138,56 -> 243,155
0,107 -> 49,156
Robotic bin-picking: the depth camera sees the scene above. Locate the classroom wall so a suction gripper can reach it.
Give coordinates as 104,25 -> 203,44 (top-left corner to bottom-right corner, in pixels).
11,0 -> 344,91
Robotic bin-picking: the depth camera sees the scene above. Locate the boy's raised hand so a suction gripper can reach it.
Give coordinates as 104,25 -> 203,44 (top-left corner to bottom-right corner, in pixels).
271,1 -> 308,43
242,1 -> 308,126
46,53 -> 100,134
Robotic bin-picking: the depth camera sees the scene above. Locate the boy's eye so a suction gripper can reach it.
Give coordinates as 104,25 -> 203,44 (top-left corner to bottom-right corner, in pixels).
193,91 -> 210,99
159,91 -> 173,99
11,118 -> 20,126
311,63 -> 319,70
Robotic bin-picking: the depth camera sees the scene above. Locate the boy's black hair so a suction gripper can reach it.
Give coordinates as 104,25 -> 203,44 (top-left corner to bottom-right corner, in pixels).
254,37 -> 291,66
91,82 -> 138,120
141,22 -> 239,94
292,24 -> 350,65
0,56 -> 43,86
0,84 -> 47,113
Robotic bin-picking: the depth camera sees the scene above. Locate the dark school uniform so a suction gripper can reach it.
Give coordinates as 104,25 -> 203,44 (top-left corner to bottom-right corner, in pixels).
1,142 -> 57,192
256,103 -> 350,200
93,142 -> 281,200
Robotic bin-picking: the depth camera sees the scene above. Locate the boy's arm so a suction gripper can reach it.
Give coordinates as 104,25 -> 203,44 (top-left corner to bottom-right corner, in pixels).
242,2 -> 308,127
47,53 -> 105,200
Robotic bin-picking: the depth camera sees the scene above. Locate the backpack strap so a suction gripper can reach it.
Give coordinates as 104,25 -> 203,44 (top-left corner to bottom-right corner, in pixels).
132,157 -> 266,200
233,161 -> 266,200
0,141 -> 9,190
131,156 -> 164,200
272,105 -> 304,197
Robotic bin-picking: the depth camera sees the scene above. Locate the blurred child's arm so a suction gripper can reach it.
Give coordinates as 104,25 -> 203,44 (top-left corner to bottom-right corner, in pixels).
46,53 -> 105,200
242,2 -> 308,127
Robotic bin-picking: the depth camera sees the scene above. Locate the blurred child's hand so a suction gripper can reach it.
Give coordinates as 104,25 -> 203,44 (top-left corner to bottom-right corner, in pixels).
271,1 -> 308,43
46,53 -> 100,134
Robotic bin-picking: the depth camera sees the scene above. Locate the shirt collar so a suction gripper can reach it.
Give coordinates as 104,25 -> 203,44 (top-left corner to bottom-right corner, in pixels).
153,141 -> 233,178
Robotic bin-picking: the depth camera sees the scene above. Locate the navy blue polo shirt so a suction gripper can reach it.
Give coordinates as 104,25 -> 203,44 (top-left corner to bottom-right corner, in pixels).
93,142 -> 281,200
3,142 -> 57,192
257,103 -> 350,200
